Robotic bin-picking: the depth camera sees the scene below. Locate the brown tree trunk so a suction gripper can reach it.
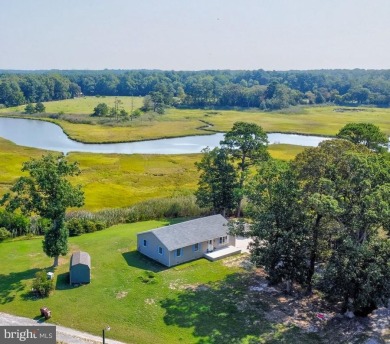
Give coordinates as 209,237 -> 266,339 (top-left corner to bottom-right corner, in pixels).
306,214 -> 322,294
53,256 -> 59,267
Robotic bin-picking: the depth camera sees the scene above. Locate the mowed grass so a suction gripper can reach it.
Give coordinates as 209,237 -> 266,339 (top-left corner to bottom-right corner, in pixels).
0,138 -> 300,211
2,98 -> 390,143
0,221 -> 321,344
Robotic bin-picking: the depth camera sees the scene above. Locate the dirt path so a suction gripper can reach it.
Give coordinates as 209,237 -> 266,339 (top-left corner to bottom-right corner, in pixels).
0,312 -> 128,344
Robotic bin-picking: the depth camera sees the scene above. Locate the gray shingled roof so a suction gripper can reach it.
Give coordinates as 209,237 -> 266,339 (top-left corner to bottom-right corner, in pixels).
70,251 -> 91,268
139,214 -> 229,251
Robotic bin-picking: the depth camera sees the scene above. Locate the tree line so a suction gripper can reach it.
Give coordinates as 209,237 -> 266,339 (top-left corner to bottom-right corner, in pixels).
196,122 -> 390,316
1,69 -> 390,109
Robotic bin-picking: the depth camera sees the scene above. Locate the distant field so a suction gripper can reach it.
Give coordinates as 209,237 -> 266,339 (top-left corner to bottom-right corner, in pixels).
1,98 -> 390,143
48,105 -> 390,143
0,138 -> 300,211
0,96 -> 144,115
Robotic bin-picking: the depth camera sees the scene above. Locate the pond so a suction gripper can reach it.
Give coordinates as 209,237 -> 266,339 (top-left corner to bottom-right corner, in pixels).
0,117 -> 331,155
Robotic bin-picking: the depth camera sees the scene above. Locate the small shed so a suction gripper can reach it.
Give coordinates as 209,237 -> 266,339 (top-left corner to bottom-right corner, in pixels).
69,251 -> 91,285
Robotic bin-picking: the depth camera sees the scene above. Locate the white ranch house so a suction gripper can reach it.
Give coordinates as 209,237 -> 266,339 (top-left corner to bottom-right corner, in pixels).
137,214 -> 241,267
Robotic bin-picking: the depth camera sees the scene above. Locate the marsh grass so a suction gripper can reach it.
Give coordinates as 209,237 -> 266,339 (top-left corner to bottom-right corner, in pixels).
67,195 -> 209,227
0,138 -> 317,211
2,100 -> 389,143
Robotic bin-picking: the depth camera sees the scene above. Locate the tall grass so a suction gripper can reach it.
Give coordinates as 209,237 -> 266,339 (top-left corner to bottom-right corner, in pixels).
66,195 -> 209,227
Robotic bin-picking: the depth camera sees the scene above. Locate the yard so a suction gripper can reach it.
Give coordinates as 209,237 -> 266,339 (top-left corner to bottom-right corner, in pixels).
0,220 -> 322,344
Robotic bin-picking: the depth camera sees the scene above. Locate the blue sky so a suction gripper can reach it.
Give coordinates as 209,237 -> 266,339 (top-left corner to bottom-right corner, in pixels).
0,0 -> 389,70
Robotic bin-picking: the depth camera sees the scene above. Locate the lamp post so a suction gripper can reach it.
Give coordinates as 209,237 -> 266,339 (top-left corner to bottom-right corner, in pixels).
102,325 -> 110,344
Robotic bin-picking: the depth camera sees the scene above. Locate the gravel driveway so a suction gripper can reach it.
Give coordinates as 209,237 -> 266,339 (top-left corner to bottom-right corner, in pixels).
0,312 -> 127,344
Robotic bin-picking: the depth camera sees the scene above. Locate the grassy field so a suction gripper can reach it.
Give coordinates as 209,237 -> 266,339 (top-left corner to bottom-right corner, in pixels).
1,97 -> 390,143
0,138 -> 301,211
0,96 -> 144,115
0,221 -> 321,344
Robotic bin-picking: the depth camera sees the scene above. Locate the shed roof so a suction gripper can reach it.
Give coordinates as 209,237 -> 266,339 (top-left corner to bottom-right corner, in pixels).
70,251 -> 91,268
138,214 -> 228,251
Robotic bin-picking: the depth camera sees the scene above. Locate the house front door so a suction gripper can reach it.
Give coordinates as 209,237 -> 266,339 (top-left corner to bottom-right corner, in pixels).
208,240 -> 214,252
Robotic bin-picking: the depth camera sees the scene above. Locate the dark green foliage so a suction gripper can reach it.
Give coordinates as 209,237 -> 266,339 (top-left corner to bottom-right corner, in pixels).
321,238 -> 390,316
92,102 -> 109,116
1,154 -> 84,266
221,122 -> 269,215
24,103 -> 35,114
42,223 -> 69,265
2,69 -> 390,110
246,139 -> 390,312
83,220 -> 97,233
336,122 -> 388,153
66,216 -> 107,236
0,227 -> 11,241
0,209 -> 30,237
195,147 -> 239,216
66,218 -> 85,236
244,160 -> 309,292
32,270 -> 54,297
34,102 -> 45,113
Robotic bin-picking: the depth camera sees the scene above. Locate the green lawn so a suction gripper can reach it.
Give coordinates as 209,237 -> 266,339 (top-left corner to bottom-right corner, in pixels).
0,221 -> 321,344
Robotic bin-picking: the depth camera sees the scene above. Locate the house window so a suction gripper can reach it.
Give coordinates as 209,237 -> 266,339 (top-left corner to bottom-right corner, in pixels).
158,246 -> 163,255
219,236 -> 227,244
193,243 -> 199,252
176,248 -> 182,257
143,239 -> 147,247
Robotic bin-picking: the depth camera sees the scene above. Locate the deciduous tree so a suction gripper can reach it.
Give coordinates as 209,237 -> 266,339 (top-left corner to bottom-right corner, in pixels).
336,122 -> 388,153
195,147 -> 238,217
1,154 -> 84,266
220,122 -> 269,216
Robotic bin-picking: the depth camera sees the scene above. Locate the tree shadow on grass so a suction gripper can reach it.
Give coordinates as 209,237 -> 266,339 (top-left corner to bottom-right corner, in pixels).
160,272 -> 322,344
122,250 -> 168,273
0,268 -> 42,304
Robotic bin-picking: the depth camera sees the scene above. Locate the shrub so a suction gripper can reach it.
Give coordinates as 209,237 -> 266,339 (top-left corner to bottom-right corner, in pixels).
0,210 -> 30,237
95,221 -> 105,231
66,218 -> 85,236
0,227 -> 11,242
32,270 -> 54,297
29,216 -> 51,236
83,220 -> 97,233
66,217 -> 107,236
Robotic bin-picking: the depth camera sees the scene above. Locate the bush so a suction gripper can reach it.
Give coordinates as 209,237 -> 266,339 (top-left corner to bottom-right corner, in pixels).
66,217 -> 107,236
0,210 -> 30,237
66,218 -> 85,236
0,227 -> 11,242
32,270 -> 54,297
83,220 -> 97,233
95,221 -> 105,231
29,216 -> 51,236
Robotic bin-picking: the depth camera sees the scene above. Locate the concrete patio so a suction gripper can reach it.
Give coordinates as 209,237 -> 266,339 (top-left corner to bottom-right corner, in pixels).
204,245 -> 242,261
